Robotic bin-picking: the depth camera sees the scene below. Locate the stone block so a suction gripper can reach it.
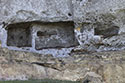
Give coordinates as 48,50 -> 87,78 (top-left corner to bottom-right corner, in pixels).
32,22 -> 79,50
7,23 -> 32,47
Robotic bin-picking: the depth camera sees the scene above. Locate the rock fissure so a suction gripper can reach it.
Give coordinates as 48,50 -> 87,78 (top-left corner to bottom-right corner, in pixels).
31,62 -> 63,71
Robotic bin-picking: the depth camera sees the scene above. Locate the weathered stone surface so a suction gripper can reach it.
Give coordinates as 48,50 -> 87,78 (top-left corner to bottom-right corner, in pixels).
0,0 -> 72,24
72,0 -> 125,22
73,0 -> 125,51
0,0 -> 125,54
0,47 -> 125,83
32,22 -> 79,50
7,23 -> 32,47
2,21 -> 79,57
0,0 -> 125,82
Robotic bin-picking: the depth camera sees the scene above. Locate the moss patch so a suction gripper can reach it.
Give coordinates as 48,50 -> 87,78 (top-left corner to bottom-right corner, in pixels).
0,79 -> 80,83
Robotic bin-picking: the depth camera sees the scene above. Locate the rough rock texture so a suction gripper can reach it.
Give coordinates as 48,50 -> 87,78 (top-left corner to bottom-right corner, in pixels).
0,0 -> 125,82
0,0 -> 125,55
32,22 -> 79,50
73,0 -> 125,51
0,0 -> 72,23
0,47 -> 125,83
7,23 -> 32,47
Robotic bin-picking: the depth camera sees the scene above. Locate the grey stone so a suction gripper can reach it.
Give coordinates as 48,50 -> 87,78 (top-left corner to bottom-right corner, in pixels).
7,23 -> 32,47
72,0 -> 125,22
32,22 -> 79,50
0,0 -> 125,82
73,0 -> 125,51
0,47 -> 125,82
0,0 -> 72,24
0,0 -> 125,55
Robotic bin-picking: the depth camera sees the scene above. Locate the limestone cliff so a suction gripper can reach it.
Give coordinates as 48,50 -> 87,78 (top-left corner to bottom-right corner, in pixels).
0,0 -> 125,83
0,0 -> 125,56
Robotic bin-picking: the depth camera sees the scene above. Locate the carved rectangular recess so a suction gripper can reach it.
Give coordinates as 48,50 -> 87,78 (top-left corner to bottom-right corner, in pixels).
34,21 -> 79,50
94,24 -> 119,38
6,23 -> 32,47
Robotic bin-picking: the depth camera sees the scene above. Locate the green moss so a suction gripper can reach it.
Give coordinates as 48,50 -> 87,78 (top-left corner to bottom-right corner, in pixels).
0,79 -> 80,83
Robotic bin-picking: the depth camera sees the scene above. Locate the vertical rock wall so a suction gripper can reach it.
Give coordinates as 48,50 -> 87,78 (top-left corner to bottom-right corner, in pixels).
0,0 -> 125,56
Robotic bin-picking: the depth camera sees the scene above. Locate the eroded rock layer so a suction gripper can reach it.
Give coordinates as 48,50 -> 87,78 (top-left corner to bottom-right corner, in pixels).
1,0 -> 125,56
0,47 -> 125,83
0,0 -> 125,82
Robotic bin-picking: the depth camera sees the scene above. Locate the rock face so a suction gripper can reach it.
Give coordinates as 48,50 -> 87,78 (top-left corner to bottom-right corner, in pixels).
0,0 -> 125,82
0,0 -> 125,56
6,22 -> 79,50
73,0 -> 125,51
7,23 -> 32,47
33,22 -> 79,50
0,0 -> 72,23
0,47 -> 125,83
